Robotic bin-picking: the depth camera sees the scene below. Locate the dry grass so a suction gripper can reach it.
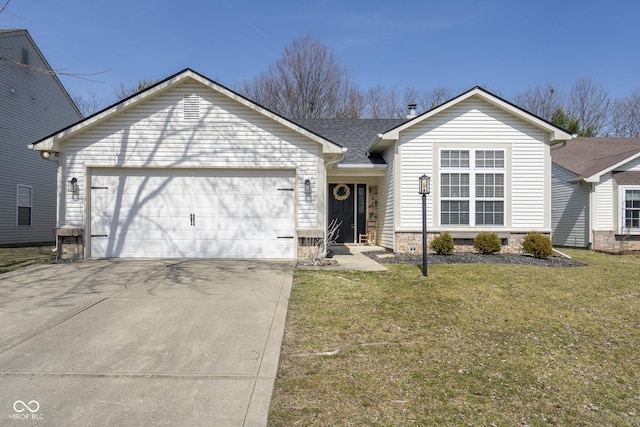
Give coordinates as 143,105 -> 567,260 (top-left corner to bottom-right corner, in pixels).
0,246 -> 55,274
269,249 -> 640,426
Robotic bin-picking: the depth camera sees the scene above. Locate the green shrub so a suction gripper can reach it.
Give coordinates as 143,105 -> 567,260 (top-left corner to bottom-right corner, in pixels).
430,232 -> 454,255
473,232 -> 502,254
522,232 -> 553,258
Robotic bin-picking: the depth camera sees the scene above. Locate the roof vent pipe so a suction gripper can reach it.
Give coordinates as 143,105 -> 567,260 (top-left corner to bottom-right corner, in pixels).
407,103 -> 417,119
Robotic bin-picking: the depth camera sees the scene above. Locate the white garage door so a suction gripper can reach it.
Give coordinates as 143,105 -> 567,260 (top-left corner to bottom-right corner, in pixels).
90,169 -> 295,259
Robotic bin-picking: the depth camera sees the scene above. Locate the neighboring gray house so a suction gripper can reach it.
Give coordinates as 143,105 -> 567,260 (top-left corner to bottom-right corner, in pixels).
552,137 -> 640,252
30,70 -> 572,260
0,29 -> 83,246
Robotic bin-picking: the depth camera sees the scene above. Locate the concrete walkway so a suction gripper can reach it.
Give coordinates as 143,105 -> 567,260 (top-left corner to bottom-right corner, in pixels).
327,244 -> 388,271
0,259 -> 293,426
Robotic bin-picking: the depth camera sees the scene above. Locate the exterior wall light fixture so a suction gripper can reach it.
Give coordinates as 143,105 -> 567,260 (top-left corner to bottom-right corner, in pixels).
68,177 -> 79,195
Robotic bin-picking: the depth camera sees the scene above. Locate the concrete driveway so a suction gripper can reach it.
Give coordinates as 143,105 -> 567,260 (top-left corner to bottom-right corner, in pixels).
0,259 -> 294,426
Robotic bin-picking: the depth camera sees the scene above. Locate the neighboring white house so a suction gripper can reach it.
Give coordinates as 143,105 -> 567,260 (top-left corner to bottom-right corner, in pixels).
552,137 -> 640,252
30,70 -> 573,260
0,29 -> 83,246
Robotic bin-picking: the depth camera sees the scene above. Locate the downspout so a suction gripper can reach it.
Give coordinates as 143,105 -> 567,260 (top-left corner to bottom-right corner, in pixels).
323,148 -> 347,256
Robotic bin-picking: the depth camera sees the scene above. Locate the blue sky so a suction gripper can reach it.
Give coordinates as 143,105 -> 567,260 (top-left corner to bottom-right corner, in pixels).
2,0 -> 639,107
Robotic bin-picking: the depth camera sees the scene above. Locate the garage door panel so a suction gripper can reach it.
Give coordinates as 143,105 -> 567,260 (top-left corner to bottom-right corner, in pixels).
192,238 -> 294,259
90,169 -> 295,259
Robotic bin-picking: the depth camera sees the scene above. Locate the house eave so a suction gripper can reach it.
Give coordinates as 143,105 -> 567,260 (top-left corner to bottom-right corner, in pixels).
366,133 -> 396,154
31,68 -> 344,155
367,87 -> 573,152
329,163 -> 387,177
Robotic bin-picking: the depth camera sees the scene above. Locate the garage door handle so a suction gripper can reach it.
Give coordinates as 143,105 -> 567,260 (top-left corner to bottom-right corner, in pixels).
277,236 -> 294,239
190,213 -> 195,226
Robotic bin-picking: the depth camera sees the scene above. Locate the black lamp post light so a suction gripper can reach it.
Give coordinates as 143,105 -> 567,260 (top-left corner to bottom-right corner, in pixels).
419,174 -> 431,277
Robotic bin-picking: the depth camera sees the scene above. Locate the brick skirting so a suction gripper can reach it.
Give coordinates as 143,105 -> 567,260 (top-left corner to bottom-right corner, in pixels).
394,231 -> 545,254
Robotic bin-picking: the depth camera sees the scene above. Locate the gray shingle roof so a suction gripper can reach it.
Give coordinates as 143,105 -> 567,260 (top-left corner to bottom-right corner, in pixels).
292,118 -> 407,164
613,171 -> 640,185
552,137 -> 640,179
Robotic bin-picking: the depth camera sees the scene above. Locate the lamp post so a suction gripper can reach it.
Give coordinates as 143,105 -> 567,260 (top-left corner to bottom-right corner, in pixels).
419,174 -> 431,277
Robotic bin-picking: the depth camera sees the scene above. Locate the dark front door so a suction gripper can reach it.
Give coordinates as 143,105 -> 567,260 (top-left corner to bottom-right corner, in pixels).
329,184 -> 355,243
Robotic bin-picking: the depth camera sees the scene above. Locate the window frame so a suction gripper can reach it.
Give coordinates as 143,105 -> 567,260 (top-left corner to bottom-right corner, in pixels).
438,149 -> 506,227
16,184 -> 33,227
621,186 -> 640,233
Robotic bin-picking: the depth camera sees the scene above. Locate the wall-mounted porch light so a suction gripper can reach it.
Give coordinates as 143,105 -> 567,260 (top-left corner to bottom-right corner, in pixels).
68,177 -> 79,196
304,179 -> 311,195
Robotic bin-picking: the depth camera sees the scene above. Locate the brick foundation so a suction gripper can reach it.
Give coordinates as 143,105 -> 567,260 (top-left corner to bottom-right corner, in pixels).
394,231 -> 545,254
297,229 -> 324,259
593,230 -> 640,253
55,227 -> 84,261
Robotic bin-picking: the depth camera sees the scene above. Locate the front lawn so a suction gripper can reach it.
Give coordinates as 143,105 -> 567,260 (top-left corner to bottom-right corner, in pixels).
0,246 -> 55,274
269,249 -> 640,426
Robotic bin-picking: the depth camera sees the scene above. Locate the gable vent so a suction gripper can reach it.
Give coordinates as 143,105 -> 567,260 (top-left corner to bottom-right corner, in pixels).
183,94 -> 201,120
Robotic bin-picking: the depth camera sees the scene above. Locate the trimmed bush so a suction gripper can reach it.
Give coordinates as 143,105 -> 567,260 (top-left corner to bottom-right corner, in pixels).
430,232 -> 454,255
522,232 -> 553,258
473,232 -> 502,254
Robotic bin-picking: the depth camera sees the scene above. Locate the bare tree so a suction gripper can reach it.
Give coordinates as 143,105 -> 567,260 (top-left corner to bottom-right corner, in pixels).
239,35 -> 362,118
567,76 -> 609,137
610,90 -> 640,137
363,85 -> 401,118
421,86 -> 456,110
70,91 -> 109,117
512,81 -> 565,121
114,79 -> 158,101
334,69 -> 364,118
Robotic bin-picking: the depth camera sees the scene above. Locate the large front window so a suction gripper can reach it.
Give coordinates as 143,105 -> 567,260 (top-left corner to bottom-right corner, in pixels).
624,189 -> 640,230
440,149 -> 505,226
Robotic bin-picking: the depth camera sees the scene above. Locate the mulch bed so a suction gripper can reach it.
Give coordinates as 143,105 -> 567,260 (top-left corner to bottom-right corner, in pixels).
363,250 -> 586,268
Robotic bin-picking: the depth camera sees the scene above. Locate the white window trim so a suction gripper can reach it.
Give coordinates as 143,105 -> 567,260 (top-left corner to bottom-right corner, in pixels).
16,184 -> 33,227
619,185 -> 640,234
438,149 -> 506,227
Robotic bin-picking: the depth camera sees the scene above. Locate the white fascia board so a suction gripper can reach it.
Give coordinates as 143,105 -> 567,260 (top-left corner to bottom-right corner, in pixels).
31,73 -> 186,151
31,69 -> 343,156
336,163 -> 387,169
367,87 -> 573,153
330,164 -> 387,177
366,133 -> 396,154
583,151 -> 640,183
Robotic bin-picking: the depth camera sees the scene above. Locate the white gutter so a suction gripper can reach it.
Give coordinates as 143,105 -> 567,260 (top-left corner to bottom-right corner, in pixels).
365,133 -> 384,154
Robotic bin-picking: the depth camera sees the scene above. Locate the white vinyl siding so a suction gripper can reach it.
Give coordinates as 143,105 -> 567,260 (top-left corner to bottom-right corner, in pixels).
512,139 -> 546,228
551,163 -> 589,248
0,31 -> 82,244
376,146 -> 395,249
63,80 -> 319,230
595,173 -> 615,230
398,97 -> 545,231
